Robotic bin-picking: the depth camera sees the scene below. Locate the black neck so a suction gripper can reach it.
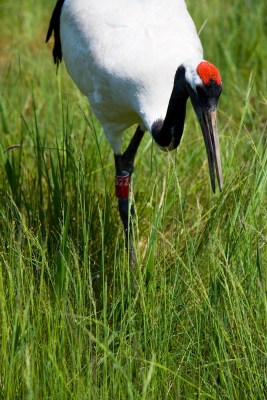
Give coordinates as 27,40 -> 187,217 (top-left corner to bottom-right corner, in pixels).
151,66 -> 189,149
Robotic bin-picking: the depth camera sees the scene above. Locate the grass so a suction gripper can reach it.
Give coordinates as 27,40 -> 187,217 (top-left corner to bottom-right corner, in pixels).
0,0 -> 267,398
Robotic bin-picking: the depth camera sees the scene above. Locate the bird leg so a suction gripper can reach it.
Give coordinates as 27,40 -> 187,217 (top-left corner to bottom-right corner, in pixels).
121,125 -> 145,175
114,125 -> 145,269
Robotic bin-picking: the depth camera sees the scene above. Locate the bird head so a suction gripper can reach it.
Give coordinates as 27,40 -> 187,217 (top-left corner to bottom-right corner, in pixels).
184,60 -> 223,193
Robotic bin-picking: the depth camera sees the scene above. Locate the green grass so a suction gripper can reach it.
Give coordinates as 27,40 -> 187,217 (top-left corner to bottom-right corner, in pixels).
0,0 -> 267,398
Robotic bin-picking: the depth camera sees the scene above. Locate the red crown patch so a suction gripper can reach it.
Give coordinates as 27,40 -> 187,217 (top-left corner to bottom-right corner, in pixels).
196,61 -> 222,86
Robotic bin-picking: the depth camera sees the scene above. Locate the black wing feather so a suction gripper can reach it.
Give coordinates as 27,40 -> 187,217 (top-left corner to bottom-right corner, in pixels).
46,0 -> 65,66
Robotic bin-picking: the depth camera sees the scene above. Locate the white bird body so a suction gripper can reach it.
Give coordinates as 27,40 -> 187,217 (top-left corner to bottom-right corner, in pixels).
59,0 -> 203,152
47,0 -> 222,267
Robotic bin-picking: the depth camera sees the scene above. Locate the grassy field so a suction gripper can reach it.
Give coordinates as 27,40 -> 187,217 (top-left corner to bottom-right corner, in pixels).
0,0 -> 267,398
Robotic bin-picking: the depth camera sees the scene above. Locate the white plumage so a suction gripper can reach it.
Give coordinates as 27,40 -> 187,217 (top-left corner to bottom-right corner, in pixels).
59,0 -> 203,153
47,0 -> 222,266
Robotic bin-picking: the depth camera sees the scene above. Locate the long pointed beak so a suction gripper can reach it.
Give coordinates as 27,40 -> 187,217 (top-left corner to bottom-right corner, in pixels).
198,109 -> 223,193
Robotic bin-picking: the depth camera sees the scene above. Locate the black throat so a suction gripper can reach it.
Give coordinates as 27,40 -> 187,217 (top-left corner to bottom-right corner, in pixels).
151,65 -> 189,150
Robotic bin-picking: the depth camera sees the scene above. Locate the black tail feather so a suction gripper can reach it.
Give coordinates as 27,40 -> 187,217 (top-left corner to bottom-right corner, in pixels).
46,0 -> 65,66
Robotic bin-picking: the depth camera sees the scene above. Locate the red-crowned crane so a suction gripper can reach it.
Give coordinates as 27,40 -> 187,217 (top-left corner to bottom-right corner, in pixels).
46,0 -> 223,267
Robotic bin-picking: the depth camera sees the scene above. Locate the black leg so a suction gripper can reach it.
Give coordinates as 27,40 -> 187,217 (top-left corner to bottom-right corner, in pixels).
122,125 -> 145,176
114,125 -> 145,269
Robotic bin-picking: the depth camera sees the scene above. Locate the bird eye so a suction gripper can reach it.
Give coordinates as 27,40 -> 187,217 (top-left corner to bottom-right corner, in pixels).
196,85 -> 205,97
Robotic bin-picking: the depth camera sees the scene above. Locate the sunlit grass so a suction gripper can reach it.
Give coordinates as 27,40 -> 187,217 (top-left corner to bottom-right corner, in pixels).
0,0 -> 267,398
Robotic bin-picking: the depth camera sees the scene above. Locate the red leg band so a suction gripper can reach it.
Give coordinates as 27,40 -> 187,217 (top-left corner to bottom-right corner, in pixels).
115,171 -> 130,198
